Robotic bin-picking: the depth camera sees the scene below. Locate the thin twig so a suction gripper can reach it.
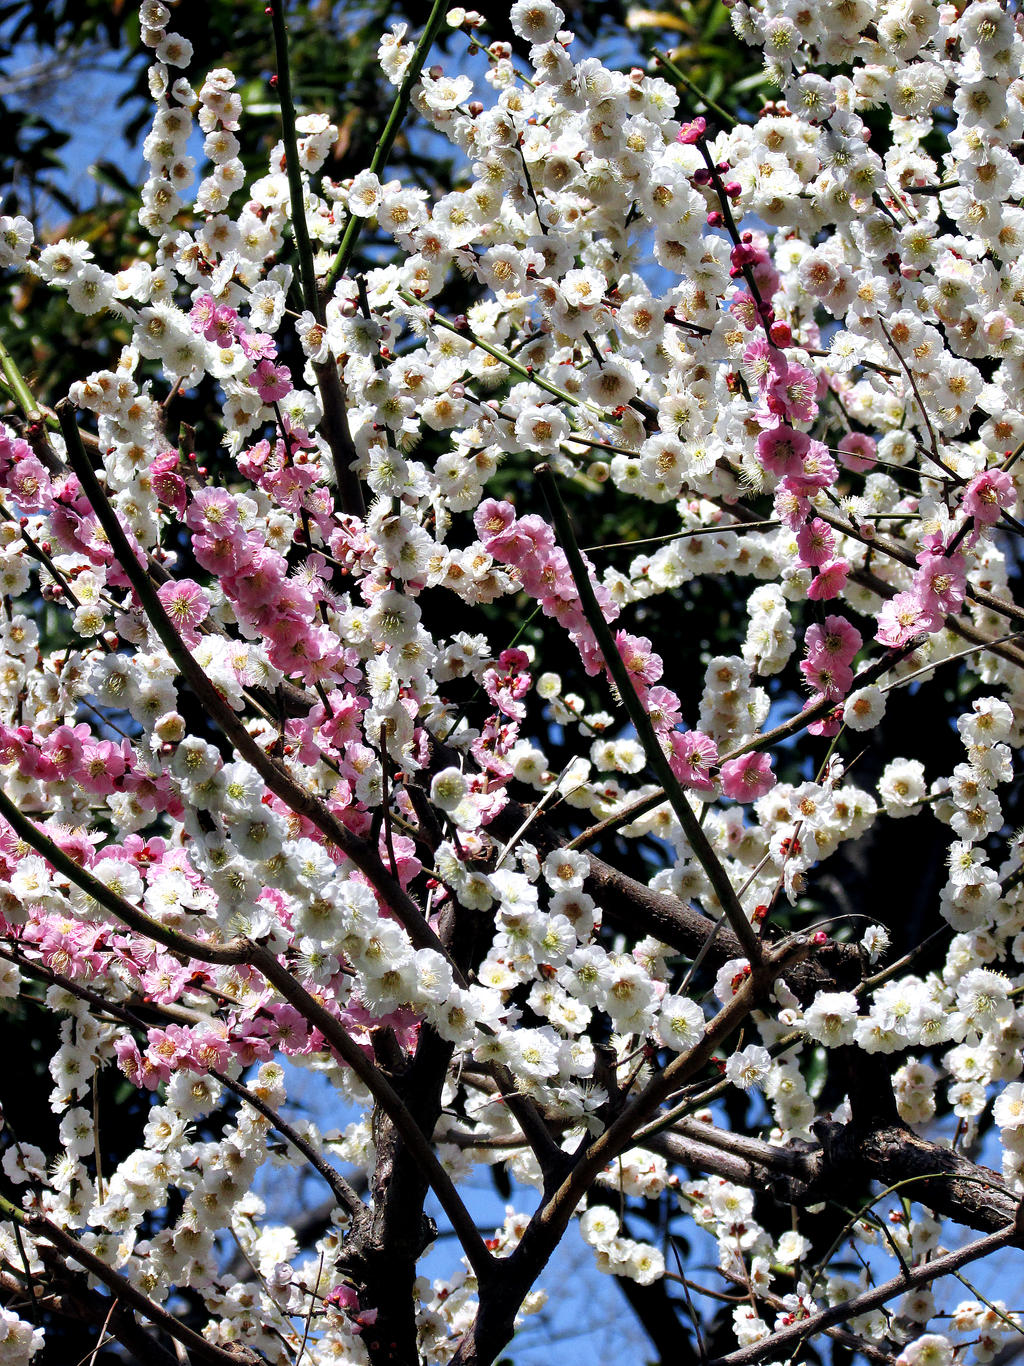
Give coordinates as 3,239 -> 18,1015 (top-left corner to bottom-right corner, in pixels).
537,463 -> 764,966
706,1219 -> 1023,1366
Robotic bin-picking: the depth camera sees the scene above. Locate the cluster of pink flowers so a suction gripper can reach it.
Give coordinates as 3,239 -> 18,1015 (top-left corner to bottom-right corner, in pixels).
477,499 -> 775,799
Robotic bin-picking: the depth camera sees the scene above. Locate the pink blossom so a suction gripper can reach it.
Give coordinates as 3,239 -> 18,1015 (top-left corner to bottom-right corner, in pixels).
765,360 -> 818,422
237,437 -> 273,480
115,1036 -> 156,1089
191,530 -> 251,577
483,648 -> 532,720
913,550 -> 966,616
669,729 -> 719,792
139,955 -> 192,1005
962,467 -> 1015,526
757,425 -> 809,478
188,293 -> 218,335
616,632 -> 664,692
875,590 -> 939,647
252,358 -> 293,402
782,444 -> 836,496
75,739 -> 128,795
837,431 -> 877,473
676,116 -> 707,144
647,685 -> 683,734
743,337 -> 788,391
731,242 -> 760,271
0,723 -> 39,770
41,723 -> 90,781
796,517 -> 834,568
806,558 -> 850,600
325,1285 -> 361,1312
262,462 -> 315,512
186,487 -> 239,535
150,450 -> 187,514
5,453 -> 53,511
805,615 -> 862,666
799,655 -> 853,699
805,697 -> 842,737
720,751 -> 776,801
207,305 -> 240,348
238,328 -> 278,362
188,295 -> 243,348
773,484 -> 810,530
0,431 -> 32,481
157,578 -> 210,646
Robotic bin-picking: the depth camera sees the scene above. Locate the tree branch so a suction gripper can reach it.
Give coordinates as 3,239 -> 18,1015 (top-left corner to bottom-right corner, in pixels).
706,1218 -> 1023,1366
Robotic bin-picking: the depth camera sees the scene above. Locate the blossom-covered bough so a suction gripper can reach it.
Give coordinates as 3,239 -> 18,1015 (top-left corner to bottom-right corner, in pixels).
1,0 -> 1024,1361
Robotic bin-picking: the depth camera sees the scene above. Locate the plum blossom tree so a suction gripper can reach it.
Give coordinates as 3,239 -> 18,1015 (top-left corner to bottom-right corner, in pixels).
1,0 -> 1024,1364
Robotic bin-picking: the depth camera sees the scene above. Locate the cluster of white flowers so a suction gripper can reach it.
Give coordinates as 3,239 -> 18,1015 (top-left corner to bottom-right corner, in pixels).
2,0 -> 1024,1359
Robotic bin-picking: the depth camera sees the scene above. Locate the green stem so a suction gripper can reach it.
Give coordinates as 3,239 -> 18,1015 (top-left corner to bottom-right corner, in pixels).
652,48 -> 737,127
0,334 -> 63,474
325,0 -> 450,290
0,333 -> 41,420
536,464 -> 764,966
399,291 -> 582,408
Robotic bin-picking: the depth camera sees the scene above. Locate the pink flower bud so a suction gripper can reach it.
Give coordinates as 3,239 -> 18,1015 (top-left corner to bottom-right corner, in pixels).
676,116 -> 707,144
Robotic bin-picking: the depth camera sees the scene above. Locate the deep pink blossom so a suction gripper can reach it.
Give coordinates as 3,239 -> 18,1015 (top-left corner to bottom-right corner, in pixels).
765,360 -> 818,422
676,116 -> 707,143
252,358 -> 293,402
796,517 -> 834,568
757,425 -> 810,478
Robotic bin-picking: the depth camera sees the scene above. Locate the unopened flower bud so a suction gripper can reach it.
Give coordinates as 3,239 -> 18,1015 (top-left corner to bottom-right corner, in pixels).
155,711 -> 187,743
